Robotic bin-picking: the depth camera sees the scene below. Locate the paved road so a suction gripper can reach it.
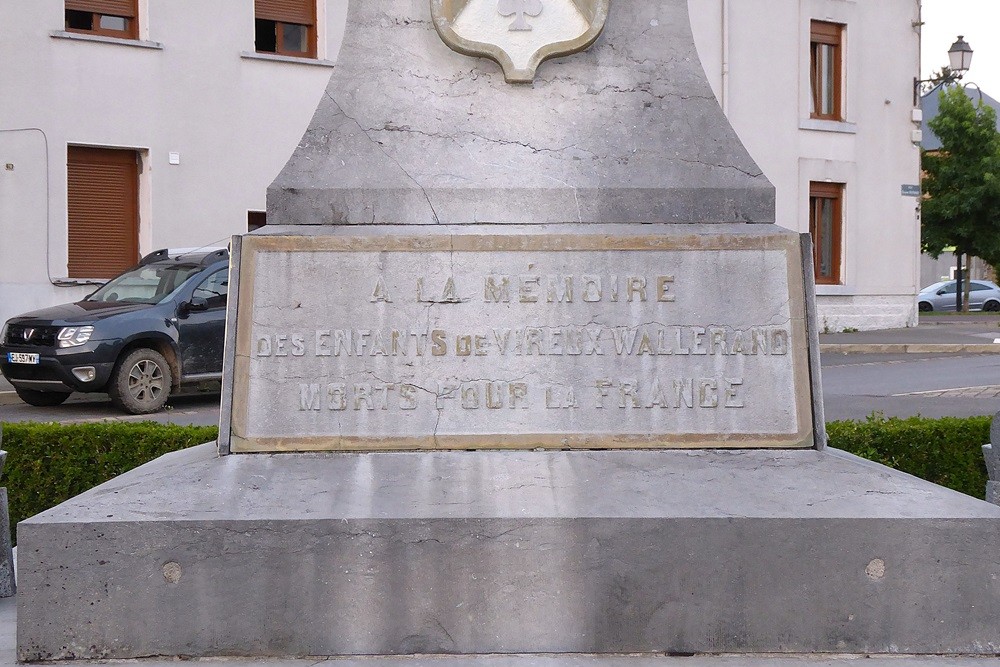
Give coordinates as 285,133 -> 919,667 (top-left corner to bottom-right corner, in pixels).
3,352 -> 1000,425
820,351 -> 1000,421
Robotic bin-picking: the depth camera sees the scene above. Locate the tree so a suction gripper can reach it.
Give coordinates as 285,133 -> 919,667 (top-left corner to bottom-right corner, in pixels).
922,86 -> 1000,308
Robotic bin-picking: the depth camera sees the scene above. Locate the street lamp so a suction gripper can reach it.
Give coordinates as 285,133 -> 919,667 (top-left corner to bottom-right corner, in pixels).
948,35 -> 974,74
914,35 -> 974,106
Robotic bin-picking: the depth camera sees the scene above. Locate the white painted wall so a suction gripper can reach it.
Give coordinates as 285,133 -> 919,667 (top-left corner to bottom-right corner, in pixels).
1,0 -> 922,332
690,0 -> 923,331
0,0 -> 346,325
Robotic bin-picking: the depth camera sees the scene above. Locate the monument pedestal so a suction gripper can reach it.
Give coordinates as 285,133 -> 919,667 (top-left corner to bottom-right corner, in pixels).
16,445 -> 1000,661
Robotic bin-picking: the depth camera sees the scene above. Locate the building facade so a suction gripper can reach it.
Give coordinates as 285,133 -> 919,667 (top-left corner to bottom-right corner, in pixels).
692,0 -> 923,331
1,0 -> 922,330
0,0 -> 346,326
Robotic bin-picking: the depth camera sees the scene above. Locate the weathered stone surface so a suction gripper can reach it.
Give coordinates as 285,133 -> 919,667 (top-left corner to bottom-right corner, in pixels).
16,445 -> 1000,660
225,224 -> 815,452
267,0 -> 773,226
986,445 -> 999,505
0,447 -> 12,599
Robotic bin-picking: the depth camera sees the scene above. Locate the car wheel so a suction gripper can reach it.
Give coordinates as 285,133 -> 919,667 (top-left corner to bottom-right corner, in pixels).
984,300 -> 1000,312
109,348 -> 172,415
14,387 -> 71,407
918,301 -> 933,312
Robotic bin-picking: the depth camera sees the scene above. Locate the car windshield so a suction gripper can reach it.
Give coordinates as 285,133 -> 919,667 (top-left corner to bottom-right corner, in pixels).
86,263 -> 203,305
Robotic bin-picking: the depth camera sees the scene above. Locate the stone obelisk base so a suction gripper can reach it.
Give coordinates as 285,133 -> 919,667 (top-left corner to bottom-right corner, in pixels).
16,445 -> 1000,661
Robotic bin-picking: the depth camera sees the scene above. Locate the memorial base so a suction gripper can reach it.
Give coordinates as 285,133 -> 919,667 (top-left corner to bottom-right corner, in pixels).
16,445 -> 1000,661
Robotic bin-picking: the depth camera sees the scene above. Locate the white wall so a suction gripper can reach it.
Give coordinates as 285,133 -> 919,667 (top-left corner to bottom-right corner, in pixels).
690,0 -> 923,331
1,0 -> 923,331
0,0 -> 346,325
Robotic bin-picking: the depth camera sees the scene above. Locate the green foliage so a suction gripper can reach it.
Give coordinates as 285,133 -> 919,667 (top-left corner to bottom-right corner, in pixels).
0,422 -> 217,543
828,414 -> 990,499
922,86 -> 1000,266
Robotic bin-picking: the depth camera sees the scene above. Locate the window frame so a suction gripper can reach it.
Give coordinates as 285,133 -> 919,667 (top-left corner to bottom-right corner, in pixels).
255,1 -> 317,59
809,181 -> 845,286
64,0 -> 139,40
810,20 -> 844,122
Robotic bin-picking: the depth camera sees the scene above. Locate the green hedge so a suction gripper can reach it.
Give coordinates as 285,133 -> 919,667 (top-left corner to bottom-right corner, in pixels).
828,415 -> 991,500
0,422 -> 217,542
0,415 -> 992,545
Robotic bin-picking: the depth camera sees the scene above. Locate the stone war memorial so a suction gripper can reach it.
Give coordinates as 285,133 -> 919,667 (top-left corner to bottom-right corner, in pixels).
16,0 -> 1000,661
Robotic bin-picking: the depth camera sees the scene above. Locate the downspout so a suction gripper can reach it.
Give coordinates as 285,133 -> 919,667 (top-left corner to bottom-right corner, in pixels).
721,0 -> 730,115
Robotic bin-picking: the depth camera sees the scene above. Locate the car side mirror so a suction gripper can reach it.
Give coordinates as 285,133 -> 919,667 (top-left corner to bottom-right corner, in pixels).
937,289 -> 946,295
188,296 -> 209,312
178,297 -> 208,318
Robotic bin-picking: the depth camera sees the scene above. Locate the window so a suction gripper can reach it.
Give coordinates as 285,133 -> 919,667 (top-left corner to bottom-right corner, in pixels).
809,182 -> 844,285
65,0 -> 138,40
255,0 -> 316,58
193,270 -> 229,310
248,211 -> 267,232
67,146 -> 140,279
810,21 -> 843,121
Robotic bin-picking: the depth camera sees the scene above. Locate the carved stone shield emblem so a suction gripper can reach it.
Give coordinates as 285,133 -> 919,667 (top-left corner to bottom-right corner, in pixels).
431,0 -> 610,83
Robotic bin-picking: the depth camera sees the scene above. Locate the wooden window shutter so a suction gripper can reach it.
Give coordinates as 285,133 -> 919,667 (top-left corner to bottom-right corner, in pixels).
67,147 -> 140,279
65,0 -> 137,18
255,0 -> 315,26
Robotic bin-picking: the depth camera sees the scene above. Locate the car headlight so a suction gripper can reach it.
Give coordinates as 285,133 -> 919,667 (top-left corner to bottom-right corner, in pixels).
0,323 -> 7,344
57,326 -> 95,348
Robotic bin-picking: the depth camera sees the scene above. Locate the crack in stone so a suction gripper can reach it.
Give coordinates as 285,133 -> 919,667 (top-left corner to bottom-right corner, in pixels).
328,93 -> 441,224
672,155 -> 763,179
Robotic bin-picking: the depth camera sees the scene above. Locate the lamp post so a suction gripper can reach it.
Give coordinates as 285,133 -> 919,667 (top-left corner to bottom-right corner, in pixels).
914,35 -> 974,106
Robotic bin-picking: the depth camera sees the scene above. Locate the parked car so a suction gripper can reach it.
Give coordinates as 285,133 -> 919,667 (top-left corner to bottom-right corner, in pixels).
918,279 -> 1000,312
0,248 -> 229,414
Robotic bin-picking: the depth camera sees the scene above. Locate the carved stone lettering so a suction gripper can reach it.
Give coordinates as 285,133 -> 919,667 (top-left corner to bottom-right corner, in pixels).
233,239 -> 814,451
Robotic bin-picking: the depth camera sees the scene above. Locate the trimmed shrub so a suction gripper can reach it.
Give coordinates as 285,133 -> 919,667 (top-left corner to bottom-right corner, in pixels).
828,414 -> 991,500
0,421 -> 216,542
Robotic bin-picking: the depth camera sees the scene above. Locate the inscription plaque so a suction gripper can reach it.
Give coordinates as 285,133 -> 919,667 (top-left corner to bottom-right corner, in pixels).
227,232 -> 814,452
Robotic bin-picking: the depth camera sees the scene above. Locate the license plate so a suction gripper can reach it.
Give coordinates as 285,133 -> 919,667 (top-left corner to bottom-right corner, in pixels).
7,352 -> 39,365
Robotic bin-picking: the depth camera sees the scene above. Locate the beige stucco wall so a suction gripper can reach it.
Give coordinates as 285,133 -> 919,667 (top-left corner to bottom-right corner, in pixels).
0,0 -> 921,331
691,0 -> 923,331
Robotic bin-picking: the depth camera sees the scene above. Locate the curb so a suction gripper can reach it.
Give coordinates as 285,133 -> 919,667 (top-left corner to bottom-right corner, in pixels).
820,343 -> 1000,354
0,392 -> 19,408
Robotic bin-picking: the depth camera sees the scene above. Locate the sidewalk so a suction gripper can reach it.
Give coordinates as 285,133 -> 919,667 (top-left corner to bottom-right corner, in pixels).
820,317 -> 1000,354
0,378 -> 13,409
